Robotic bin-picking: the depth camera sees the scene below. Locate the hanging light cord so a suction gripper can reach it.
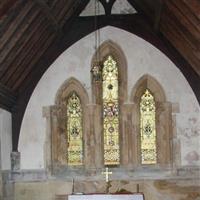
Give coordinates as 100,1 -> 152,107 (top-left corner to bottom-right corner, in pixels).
94,0 -> 101,62
94,0 -> 98,61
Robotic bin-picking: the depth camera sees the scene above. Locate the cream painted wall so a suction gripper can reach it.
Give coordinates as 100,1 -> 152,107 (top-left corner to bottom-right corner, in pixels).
18,26 -> 200,169
0,109 -> 12,170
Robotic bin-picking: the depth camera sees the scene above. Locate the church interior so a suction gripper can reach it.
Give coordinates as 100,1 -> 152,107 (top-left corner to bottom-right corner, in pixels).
0,0 -> 200,200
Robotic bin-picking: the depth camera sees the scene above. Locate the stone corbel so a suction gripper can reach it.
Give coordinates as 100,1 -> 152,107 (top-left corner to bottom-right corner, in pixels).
11,151 -> 20,171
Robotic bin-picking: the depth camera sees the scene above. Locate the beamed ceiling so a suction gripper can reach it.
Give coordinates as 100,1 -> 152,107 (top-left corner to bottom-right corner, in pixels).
0,0 -> 200,150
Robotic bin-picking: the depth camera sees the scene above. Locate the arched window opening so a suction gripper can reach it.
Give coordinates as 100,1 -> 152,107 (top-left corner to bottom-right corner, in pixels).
140,89 -> 157,164
102,55 -> 120,165
67,92 -> 83,166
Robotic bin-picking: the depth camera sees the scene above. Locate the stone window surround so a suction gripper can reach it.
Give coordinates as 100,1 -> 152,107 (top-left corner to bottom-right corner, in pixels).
130,74 -> 174,169
43,41 -> 180,176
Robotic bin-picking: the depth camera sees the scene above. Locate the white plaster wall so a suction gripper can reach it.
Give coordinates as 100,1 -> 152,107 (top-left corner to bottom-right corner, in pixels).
80,0 -> 105,16
18,26 -> 200,169
0,109 -> 12,170
111,0 -> 137,14
80,0 -> 136,16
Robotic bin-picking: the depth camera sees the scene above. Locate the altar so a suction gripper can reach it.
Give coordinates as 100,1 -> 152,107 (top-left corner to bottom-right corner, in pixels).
68,194 -> 144,200
63,169 -> 144,200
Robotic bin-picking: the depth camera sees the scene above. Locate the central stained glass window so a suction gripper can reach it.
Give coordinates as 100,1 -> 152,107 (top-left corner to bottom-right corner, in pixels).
102,55 -> 120,165
67,92 -> 83,166
140,89 -> 157,164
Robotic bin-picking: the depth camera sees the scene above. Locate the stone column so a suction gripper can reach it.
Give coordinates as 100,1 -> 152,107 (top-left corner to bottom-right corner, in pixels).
43,106 -> 53,174
171,103 -> 181,172
84,104 -> 95,169
94,104 -> 103,168
121,103 -> 136,168
0,109 -> 13,200
156,102 -> 172,167
11,151 -> 20,171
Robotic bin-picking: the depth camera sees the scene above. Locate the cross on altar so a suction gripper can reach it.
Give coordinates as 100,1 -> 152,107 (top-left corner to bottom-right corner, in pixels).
102,167 -> 112,182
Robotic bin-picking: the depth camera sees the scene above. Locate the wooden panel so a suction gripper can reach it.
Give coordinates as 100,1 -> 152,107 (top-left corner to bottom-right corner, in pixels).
0,83 -> 16,111
165,0 -> 200,41
12,33 -> 55,91
0,5 -> 40,74
183,0 -> 200,20
0,1 -> 34,51
0,11 -> 42,80
162,5 -> 199,50
4,20 -> 50,86
0,0 -> 18,19
1,14 -> 46,84
160,0 -> 200,75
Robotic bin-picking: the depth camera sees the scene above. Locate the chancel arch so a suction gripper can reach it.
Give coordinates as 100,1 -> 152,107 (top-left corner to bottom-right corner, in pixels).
130,74 -> 173,168
91,40 -> 128,167
13,26 -> 200,200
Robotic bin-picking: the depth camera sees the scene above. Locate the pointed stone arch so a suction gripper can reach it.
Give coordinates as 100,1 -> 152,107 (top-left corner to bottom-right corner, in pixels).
55,77 -> 89,106
91,40 -> 128,104
43,77 -> 91,174
91,40 -> 128,167
130,74 -> 173,168
130,74 -> 166,103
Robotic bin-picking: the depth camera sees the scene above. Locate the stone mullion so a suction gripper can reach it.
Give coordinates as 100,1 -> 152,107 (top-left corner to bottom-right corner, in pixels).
43,106 -> 57,173
120,104 -> 128,167
84,104 -> 95,169
156,102 -> 172,168
164,102 -> 173,167
171,102 -> 181,171
120,103 -> 135,168
130,102 -> 140,167
128,103 -> 137,168
94,104 -> 104,168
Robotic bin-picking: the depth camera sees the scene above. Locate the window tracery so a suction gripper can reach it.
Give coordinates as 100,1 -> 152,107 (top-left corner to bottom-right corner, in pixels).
66,92 -> 83,165
140,89 -> 157,164
102,55 -> 120,165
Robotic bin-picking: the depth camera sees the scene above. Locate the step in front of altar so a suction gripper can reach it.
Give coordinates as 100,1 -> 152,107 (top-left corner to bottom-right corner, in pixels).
56,194 -> 144,200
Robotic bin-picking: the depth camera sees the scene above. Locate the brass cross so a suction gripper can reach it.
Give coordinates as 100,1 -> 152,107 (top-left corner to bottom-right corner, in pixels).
102,167 -> 112,182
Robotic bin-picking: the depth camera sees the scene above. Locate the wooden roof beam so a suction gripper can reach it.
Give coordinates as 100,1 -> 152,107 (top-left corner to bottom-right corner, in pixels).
34,0 -> 62,33
153,0 -> 163,32
127,0 -> 163,31
0,83 -> 17,112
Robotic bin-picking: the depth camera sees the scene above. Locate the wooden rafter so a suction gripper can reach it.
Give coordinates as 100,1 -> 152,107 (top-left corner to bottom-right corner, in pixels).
34,0 -> 62,33
0,83 -> 16,111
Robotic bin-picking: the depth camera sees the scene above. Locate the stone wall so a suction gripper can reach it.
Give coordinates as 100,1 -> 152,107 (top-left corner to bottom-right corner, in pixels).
0,109 -> 12,199
18,26 -> 200,170
0,164 -> 2,199
0,109 -> 12,170
12,178 -> 200,200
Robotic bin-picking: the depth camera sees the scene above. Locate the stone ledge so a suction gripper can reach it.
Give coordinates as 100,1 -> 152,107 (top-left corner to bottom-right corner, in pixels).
177,166 -> 200,177
2,166 -> 200,183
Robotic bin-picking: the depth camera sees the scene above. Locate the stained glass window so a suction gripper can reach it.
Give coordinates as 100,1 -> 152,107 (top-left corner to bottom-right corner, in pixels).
66,92 -> 83,165
140,89 -> 157,164
102,55 -> 120,165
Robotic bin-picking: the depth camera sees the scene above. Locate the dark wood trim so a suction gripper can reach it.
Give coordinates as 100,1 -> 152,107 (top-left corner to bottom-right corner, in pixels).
1,14 -> 47,84
0,83 -> 16,111
0,0 -> 18,19
99,0 -> 115,15
34,0 -> 62,33
11,14 -> 200,152
153,0 -> 163,31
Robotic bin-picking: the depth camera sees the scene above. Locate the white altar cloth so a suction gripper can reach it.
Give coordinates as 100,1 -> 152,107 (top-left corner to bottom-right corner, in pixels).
69,194 -> 144,200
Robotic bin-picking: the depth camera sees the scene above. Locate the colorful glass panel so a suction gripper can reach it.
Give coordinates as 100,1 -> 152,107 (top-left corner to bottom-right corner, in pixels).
140,89 -> 157,164
102,55 -> 120,165
67,92 -> 83,165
